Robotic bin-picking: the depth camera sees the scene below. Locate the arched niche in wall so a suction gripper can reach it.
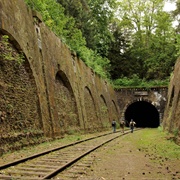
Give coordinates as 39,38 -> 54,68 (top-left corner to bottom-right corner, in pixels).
0,31 -> 42,135
55,70 -> 79,133
111,100 -> 119,121
84,86 -> 99,130
100,94 -> 110,127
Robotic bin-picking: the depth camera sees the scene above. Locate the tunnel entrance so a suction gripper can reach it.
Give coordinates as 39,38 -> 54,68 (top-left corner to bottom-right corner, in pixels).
124,101 -> 160,128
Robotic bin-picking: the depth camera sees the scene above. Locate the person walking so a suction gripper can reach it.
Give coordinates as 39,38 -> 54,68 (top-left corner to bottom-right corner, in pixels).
112,119 -> 116,133
120,120 -> 125,133
129,119 -> 136,133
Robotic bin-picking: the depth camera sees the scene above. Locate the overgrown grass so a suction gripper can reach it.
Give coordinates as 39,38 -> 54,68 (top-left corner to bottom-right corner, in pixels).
132,128 -> 180,160
0,35 -> 25,65
112,75 -> 170,89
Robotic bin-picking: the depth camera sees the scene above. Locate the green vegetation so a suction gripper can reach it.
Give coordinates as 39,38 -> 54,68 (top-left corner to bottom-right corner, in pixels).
24,0 -> 111,79
24,0 -> 180,87
0,35 -> 24,65
132,128 -> 180,159
1,128 -> 179,166
113,75 -> 170,88
173,128 -> 179,138
0,130 -> 107,161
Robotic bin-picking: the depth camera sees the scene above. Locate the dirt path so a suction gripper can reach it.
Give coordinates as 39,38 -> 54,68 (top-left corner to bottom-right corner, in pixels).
79,130 -> 180,180
0,129 -> 179,180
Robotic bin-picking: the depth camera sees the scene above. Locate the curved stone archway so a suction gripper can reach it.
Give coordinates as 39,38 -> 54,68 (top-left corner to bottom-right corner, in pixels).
112,100 -> 119,121
84,86 -> 99,130
0,32 -> 43,134
100,95 -> 110,125
124,100 -> 160,128
55,70 -> 80,133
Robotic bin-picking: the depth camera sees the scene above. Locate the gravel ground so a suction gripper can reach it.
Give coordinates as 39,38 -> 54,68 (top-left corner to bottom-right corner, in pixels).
0,129 -> 179,180
79,129 -> 180,180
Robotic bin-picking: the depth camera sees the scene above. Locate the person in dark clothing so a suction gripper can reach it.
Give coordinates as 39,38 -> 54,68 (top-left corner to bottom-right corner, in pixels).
129,119 -> 136,133
112,119 -> 116,133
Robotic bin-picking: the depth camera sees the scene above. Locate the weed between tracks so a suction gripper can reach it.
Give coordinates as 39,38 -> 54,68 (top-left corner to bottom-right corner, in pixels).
0,128 -> 179,179
1,128 -> 179,169
0,131 -> 111,165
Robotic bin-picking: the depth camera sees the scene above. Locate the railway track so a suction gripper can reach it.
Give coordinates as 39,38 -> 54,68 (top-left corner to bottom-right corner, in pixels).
0,130 -> 133,179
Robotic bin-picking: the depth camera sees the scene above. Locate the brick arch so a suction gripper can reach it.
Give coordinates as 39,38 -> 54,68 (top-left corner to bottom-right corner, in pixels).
120,96 -> 153,118
0,29 -> 22,51
0,30 -> 43,135
123,98 -> 160,128
100,94 -> 110,127
121,98 -> 146,118
111,100 -> 119,121
55,70 -> 80,133
83,86 -> 100,130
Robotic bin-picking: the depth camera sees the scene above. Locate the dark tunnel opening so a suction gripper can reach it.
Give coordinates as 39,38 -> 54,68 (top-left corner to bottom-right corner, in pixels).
124,101 -> 160,128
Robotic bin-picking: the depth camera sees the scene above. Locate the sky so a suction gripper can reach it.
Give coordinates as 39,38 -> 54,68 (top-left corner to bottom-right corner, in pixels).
163,2 -> 176,12
116,1 -> 178,27
163,2 -> 178,27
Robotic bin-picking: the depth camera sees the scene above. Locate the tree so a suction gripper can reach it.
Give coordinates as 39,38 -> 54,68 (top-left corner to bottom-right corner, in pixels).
25,0 -> 111,79
171,0 -> 180,57
25,0 -> 178,84
113,0 -> 178,80
57,0 -> 117,57
107,21 -> 132,79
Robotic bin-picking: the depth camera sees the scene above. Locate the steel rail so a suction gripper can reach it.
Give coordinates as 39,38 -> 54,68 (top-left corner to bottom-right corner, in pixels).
0,129 -> 139,179
0,131 -> 115,170
42,130 -> 130,179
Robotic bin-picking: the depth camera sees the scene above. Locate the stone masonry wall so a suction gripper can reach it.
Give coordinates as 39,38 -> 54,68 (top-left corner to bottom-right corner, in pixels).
0,0 -> 119,152
116,87 -> 167,121
163,58 -> 180,144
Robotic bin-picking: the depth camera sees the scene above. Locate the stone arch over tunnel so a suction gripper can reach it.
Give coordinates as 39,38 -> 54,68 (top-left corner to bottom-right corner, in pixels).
55,70 -> 79,133
124,100 -> 160,128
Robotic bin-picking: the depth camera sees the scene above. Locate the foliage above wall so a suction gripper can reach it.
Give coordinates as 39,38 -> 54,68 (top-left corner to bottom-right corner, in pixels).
113,74 -> 170,89
24,0 -> 111,79
24,0 -> 179,87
